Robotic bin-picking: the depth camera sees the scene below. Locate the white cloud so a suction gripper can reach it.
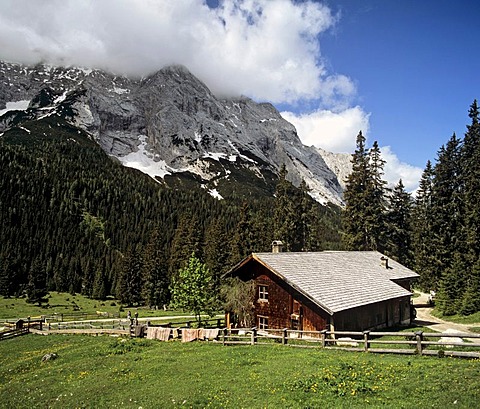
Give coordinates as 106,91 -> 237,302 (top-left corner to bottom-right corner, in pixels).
0,0 -> 354,106
380,146 -> 423,192
281,108 -> 422,191
281,107 -> 370,153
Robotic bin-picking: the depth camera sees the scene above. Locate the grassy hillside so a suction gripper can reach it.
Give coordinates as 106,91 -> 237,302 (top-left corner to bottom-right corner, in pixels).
0,292 -> 195,321
1,334 -> 479,408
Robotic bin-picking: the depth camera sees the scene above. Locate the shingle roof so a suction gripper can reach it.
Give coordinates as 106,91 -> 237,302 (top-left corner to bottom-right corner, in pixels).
251,251 -> 419,314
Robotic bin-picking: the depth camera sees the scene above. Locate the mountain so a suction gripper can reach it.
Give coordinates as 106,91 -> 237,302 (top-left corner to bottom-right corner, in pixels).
0,61 -> 346,205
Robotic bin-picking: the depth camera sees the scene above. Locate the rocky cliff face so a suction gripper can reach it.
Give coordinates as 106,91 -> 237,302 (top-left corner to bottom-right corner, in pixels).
0,61 -> 347,205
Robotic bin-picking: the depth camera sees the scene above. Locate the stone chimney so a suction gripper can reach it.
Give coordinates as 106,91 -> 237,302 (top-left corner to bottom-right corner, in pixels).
380,256 -> 389,269
272,240 -> 283,253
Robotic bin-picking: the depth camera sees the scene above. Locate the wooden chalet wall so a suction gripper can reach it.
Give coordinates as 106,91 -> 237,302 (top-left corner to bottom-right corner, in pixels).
234,260 -> 329,332
333,296 -> 412,332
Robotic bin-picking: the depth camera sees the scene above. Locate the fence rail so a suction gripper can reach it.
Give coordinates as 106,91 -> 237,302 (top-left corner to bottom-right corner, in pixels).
47,319 -> 130,331
221,328 -> 480,358
0,327 -> 30,341
146,318 -> 224,329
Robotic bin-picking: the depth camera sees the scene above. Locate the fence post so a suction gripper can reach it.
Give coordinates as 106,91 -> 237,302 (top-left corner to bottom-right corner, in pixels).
251,327 -> 257,345
415,331 -> 424,355
321,329 -> 328,348
363,331 -> 370,352
222,328 -> 227,346
282,328 -> 288,345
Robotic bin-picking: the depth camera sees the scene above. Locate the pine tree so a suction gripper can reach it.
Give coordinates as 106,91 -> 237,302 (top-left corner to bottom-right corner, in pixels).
385,180 -> 413,267
343,131 -> 370,250
294,180 -> 325,251
436,253 -> 466,316
461,100 -> 480,262
220,277 -> 256,327
273,165 -> 298,251
367,141 -> 388,252
0,252 -> 18,297
91,268 -> 107,300
431,134 -> 463,268
343,132 -> 387,251
142,229 -> 169,309
412,161 -> 437,291
459,259 -> 480,315
26,259 -> 48,306
229,201 -> 255,265
116,246 -> 143,306
168,214 -> 203,281
204,219 -> 229,289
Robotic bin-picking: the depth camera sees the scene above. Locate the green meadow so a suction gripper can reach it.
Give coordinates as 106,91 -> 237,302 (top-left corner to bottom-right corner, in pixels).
0,292 -> 192,321
1,334 -> 479,408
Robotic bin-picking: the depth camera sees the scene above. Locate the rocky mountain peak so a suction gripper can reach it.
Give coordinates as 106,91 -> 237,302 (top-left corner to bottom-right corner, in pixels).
0,60 -> 348,206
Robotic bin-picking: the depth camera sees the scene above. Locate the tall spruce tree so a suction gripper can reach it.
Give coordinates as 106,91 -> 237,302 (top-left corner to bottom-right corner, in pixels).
204,219 -> 229,290
116,246 -> 143,306
461,100 -> 480,262
91,268 -> 107,300
431,134 -> 463,265
343,131 -> 371,250
26,259 -> 48,306
298,179 -> 322,251
142,229 -> 169,309
273,165 -> 299,251
367,141 -> 388,252
385,179 -> 413,267
168,214 -> 203,281
430,134 -> 464,310
343,132 -> 387,251
412,161 -> 437,291
229,201 -> 255,266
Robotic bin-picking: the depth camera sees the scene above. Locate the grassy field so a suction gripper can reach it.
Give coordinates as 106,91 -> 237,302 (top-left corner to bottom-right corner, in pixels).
0,292 -> 193,321
1,334 -> 479,408
431,308 -> 480,325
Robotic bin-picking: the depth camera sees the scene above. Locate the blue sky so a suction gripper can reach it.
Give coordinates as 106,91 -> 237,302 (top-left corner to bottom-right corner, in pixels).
318,0 -> 480,169
1,0 -> 479,190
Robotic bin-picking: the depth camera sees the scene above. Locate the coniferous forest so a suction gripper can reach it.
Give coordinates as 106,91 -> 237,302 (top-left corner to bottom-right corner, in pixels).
342,100 -> 480,316
0,115 -> 341,307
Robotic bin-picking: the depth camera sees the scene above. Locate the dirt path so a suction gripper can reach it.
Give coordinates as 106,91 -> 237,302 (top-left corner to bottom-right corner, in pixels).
413,292 -> 480,335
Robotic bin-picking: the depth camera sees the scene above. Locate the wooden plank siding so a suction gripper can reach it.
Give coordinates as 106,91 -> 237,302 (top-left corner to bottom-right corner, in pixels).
333,296 -> 411,331
234,261 -> 329,332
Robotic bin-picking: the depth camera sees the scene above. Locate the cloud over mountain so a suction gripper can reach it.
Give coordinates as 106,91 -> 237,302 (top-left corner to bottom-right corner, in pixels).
0,0 -> 353,106
0,0 -> 423,190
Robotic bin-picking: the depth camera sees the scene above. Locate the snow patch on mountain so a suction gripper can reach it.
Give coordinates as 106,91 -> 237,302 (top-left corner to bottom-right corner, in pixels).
118,135 -> 172,179
0,100 -> 30,116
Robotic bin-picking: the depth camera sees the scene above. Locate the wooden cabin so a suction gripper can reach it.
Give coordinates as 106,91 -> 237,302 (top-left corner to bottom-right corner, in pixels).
225,243 -> 419,332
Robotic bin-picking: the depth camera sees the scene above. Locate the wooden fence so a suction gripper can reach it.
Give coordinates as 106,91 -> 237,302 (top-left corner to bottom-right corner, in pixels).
220,328 -> 480,359
47,319 -> 130,331
43,312 -> 120,322
0,319 -> 44,341
0,327 -> 30,341
146,318 -> 224,329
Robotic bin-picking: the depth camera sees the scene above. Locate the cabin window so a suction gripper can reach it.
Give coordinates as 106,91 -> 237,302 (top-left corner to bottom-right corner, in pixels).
258,316 -> 268,330
258,285 -> 268,302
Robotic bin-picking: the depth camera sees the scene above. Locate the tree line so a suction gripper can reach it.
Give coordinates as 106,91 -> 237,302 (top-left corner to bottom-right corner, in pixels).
342,100 -> 480,316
